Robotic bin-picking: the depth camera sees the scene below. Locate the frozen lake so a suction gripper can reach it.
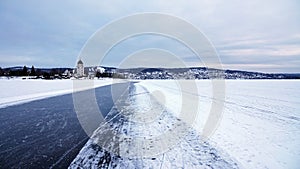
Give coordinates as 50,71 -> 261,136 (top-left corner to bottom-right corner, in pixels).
0,79 -> 299,168
0,82 -> 130,168
139,80 -> 300,169
71,80 -> 300,169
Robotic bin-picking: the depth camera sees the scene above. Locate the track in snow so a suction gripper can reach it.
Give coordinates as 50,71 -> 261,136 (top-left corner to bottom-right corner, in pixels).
70,82 -> 239,168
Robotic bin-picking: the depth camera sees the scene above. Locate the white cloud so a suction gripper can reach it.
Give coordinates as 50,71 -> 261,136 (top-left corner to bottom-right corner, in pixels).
0,0 -> 299,72
220,45 -> 300,57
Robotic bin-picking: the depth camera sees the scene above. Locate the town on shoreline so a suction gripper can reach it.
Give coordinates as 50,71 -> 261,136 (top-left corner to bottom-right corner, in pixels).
1,59 -> 300,80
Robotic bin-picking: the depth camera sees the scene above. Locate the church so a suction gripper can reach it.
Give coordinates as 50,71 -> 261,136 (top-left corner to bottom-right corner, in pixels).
76,59 -> 85,77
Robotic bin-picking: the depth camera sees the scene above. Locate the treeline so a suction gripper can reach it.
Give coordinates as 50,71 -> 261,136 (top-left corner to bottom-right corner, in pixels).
0,66 -> 72,79
95,72 -> 125,79
0,66 -> 125,79
1,66 -> 37,76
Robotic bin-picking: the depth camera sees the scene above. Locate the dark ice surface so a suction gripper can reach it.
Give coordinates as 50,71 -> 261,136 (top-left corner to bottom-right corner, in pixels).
0,82 -> 130,169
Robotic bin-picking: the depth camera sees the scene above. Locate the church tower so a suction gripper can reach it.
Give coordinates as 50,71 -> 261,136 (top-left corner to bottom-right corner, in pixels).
77,59 -> 84,77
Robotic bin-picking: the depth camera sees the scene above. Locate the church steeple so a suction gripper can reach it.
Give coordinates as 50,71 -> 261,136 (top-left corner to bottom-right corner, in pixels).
77,59 -> 83,65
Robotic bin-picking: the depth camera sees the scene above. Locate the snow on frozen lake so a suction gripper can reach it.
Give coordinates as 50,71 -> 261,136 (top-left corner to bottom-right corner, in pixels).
139,80 -> 300,169
0,78 -> 114,108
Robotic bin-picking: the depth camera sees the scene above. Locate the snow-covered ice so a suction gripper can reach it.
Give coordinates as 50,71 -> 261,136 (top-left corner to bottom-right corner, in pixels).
0,79 -> 299,168
70,82 -> 239,168
0,78 -> 114,108
139,80 -> 300,169
71,80 -> 300,169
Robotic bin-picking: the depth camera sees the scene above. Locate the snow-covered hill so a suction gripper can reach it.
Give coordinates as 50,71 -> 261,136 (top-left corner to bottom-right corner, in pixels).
117,67 -> 300,79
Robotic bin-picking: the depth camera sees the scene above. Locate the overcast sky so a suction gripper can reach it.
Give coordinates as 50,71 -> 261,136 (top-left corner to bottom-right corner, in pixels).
0,0 -> 299,73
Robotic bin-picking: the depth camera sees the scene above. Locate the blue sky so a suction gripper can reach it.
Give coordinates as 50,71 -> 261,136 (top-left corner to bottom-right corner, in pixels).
0,0 -> 299,72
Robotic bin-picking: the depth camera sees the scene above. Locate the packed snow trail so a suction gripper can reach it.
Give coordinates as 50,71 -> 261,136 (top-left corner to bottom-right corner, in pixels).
69,83 -> 239,168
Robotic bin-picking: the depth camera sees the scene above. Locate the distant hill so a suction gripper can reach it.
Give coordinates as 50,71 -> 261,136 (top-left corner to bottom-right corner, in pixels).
116,67 -> 300,79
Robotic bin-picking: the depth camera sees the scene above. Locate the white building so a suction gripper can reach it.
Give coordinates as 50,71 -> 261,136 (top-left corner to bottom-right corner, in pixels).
88,67 -> 95,79
96,66 -> 105,73
76,59 -> 84,77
